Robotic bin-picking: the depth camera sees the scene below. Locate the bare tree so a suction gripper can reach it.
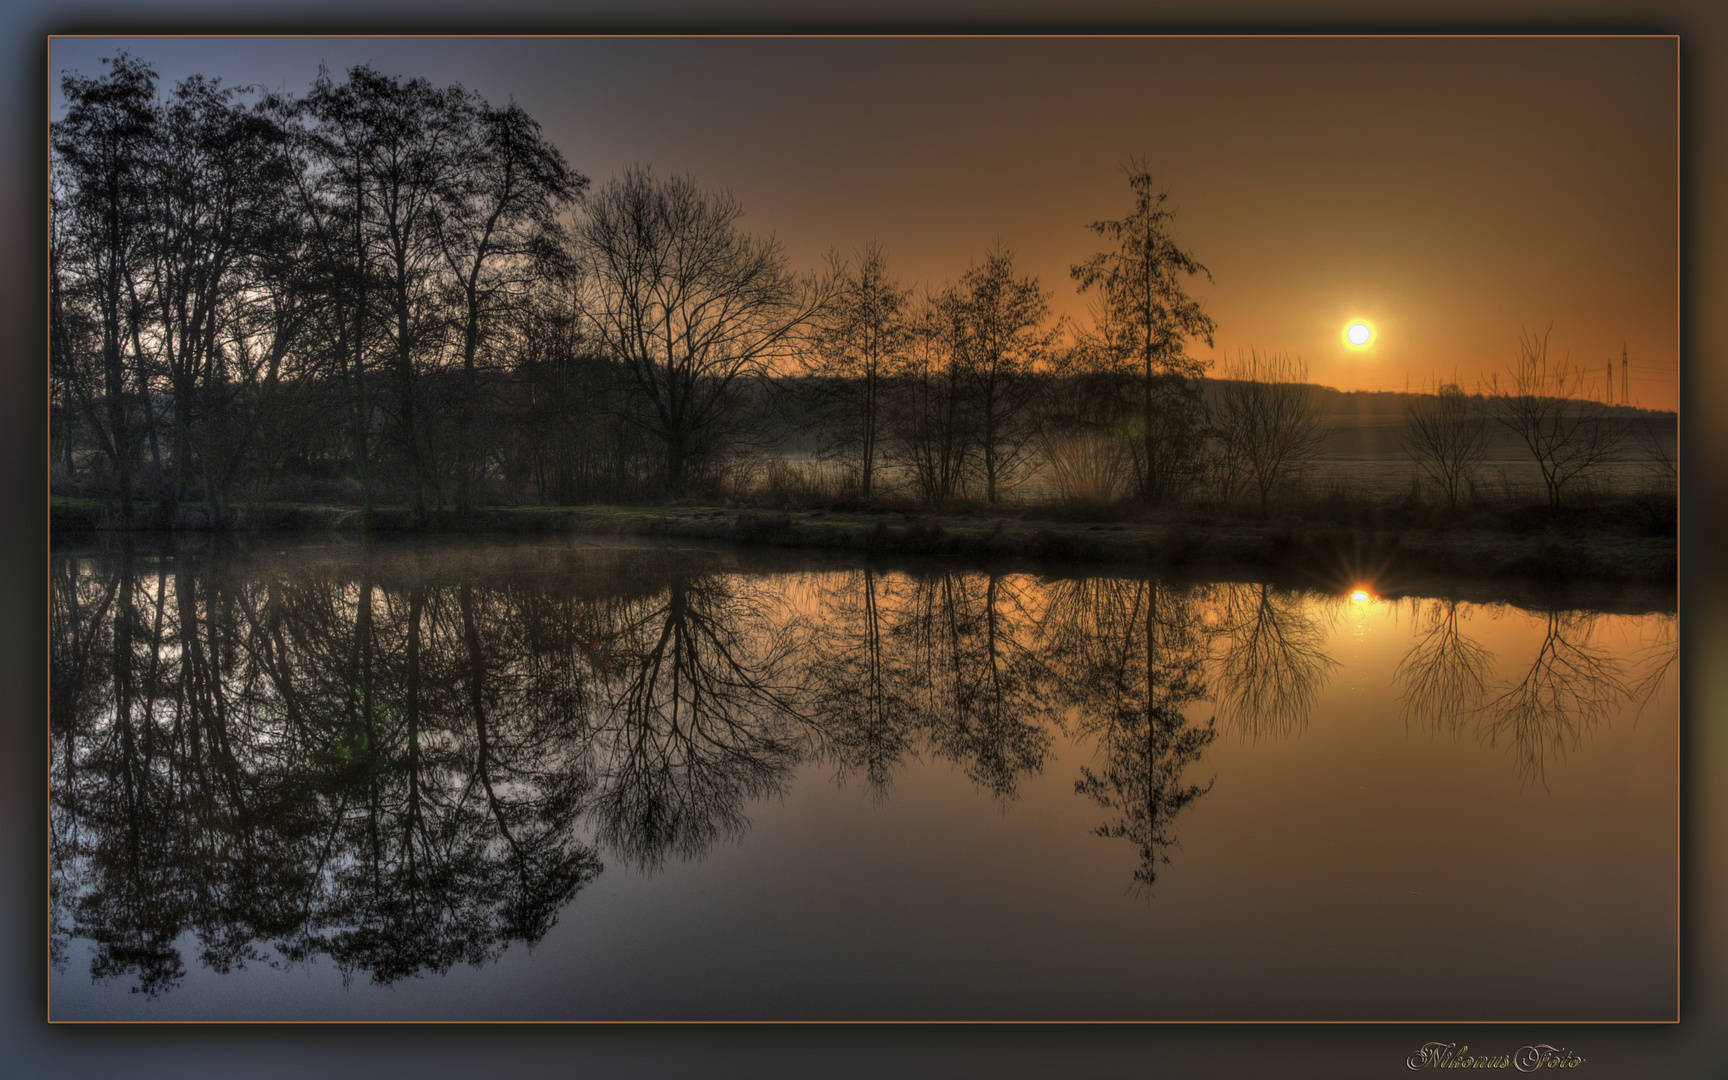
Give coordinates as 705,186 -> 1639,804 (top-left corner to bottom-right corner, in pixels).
1486,327 -> 1626,509
52,53 -> 161,520
951,243 -> 1056,504
1209,350 -> 1331,518
436,101 -> 584,507
575,167 -> 830,496
889,288 -> 975,503
800,242 -> 910,498
143,77 -> 312,524
1071,164 -> 1216,504
1400,381 -> 1489,509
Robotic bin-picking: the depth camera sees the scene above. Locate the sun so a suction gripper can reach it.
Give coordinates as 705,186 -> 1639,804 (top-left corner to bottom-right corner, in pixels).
1343,321 -> 1374,349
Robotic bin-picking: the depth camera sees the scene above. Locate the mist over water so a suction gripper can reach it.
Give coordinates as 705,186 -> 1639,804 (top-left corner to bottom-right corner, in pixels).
48,536 -> 1676,1021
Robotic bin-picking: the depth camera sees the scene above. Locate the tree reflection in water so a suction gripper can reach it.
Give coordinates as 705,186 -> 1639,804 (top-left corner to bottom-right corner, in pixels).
1039,578 -> 1217,893
582,563 -> 816,869
1395,598 -> 1492,736
1478,610 -> 1629,789
807,566 -> 918,797
1627,614 -> 1679,722
808,567 -> 1058,803
1206,582 -> 1336,742
52,543 -> 613,994
890,570 -> 1054,801
51,540 -> 1671,997
1390,601 -> 1678,789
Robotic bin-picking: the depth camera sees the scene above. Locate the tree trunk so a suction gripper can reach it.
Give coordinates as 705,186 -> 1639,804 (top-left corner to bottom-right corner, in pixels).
1142,350 -> 1156,505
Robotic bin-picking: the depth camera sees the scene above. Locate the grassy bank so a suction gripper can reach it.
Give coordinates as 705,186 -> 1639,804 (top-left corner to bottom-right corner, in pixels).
51,495 -> 1678,591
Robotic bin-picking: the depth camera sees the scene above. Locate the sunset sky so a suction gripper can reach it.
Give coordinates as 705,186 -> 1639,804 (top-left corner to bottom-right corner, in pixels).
49,35 -> 1681,411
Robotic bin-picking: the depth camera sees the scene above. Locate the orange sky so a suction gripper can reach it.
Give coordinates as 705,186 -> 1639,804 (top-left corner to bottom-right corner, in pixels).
51,36 -> 1680,410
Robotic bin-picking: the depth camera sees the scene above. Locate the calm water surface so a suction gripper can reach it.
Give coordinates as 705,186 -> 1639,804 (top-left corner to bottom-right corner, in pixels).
48,536 -> 1678,1021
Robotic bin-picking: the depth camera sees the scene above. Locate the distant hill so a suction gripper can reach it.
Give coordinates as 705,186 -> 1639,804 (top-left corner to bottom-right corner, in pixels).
1203,380 -> 1676,423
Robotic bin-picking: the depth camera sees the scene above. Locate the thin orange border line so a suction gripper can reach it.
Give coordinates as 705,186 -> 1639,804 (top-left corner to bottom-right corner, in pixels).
43,31 -> 1683,1027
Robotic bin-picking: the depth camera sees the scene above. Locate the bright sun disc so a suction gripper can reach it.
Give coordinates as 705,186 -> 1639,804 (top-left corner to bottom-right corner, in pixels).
1345,322 -> 1373,348
1350,589 -> 1370,603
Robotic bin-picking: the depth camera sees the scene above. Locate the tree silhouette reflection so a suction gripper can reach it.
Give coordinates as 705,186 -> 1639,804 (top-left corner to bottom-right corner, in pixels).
1206,582 -> 1336,741
1394,598 -> 1492,736
800,566 -> 1062,808
1040,578 -> 1217,893
582,565 -> 816,870
1627,614 -> 1678,722
52,541 -> 1671,997
1478,610 -> 1628,788
892,571 -> 1055,802
51,544 -> 605,994
807,566 -> 919,797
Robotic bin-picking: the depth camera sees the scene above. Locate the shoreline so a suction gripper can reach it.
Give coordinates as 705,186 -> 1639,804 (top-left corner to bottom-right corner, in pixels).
51,499 -> 1678,597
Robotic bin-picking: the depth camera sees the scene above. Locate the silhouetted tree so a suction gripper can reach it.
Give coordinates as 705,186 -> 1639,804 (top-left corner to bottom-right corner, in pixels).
950,244 -> 1055,503
436,101 -> 584,507
575,167 -> 831,496
1071,165 -> 1217,504
51,54 -> 161,519
1401,382 -> 1489,509
301,66 -> 478,516
889,288 -> 976,503
801,242 -> 910,498
1486,327 -> 1626,509
1210,350 -> 1332,517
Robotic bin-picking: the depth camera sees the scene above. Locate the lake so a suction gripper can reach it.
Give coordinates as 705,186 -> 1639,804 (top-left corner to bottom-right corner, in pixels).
48,535 -> 1678,1021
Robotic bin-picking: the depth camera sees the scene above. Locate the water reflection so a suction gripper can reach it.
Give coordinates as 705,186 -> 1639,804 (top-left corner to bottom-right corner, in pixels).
812,568 -> 1054,803
1395,598 -> 1491,736
809,566 -> 917,796
1042,579 -> 1217,892
585,565 -> 815,869
1479,611 -> 1631,788
1207,582 -> 1336,741
49,546 -> 606,995
49,539 -> 1675,998
1389,598 -> 1677,788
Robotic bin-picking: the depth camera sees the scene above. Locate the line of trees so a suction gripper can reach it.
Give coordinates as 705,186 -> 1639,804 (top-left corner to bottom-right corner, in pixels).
52,56 -> 1666,523
1399,328 -> 1675,511
48,57 -> 1244,518
53,56 -> 595,524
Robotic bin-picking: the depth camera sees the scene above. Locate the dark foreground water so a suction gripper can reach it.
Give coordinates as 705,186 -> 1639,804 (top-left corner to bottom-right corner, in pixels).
48,536 -> 1677,1021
